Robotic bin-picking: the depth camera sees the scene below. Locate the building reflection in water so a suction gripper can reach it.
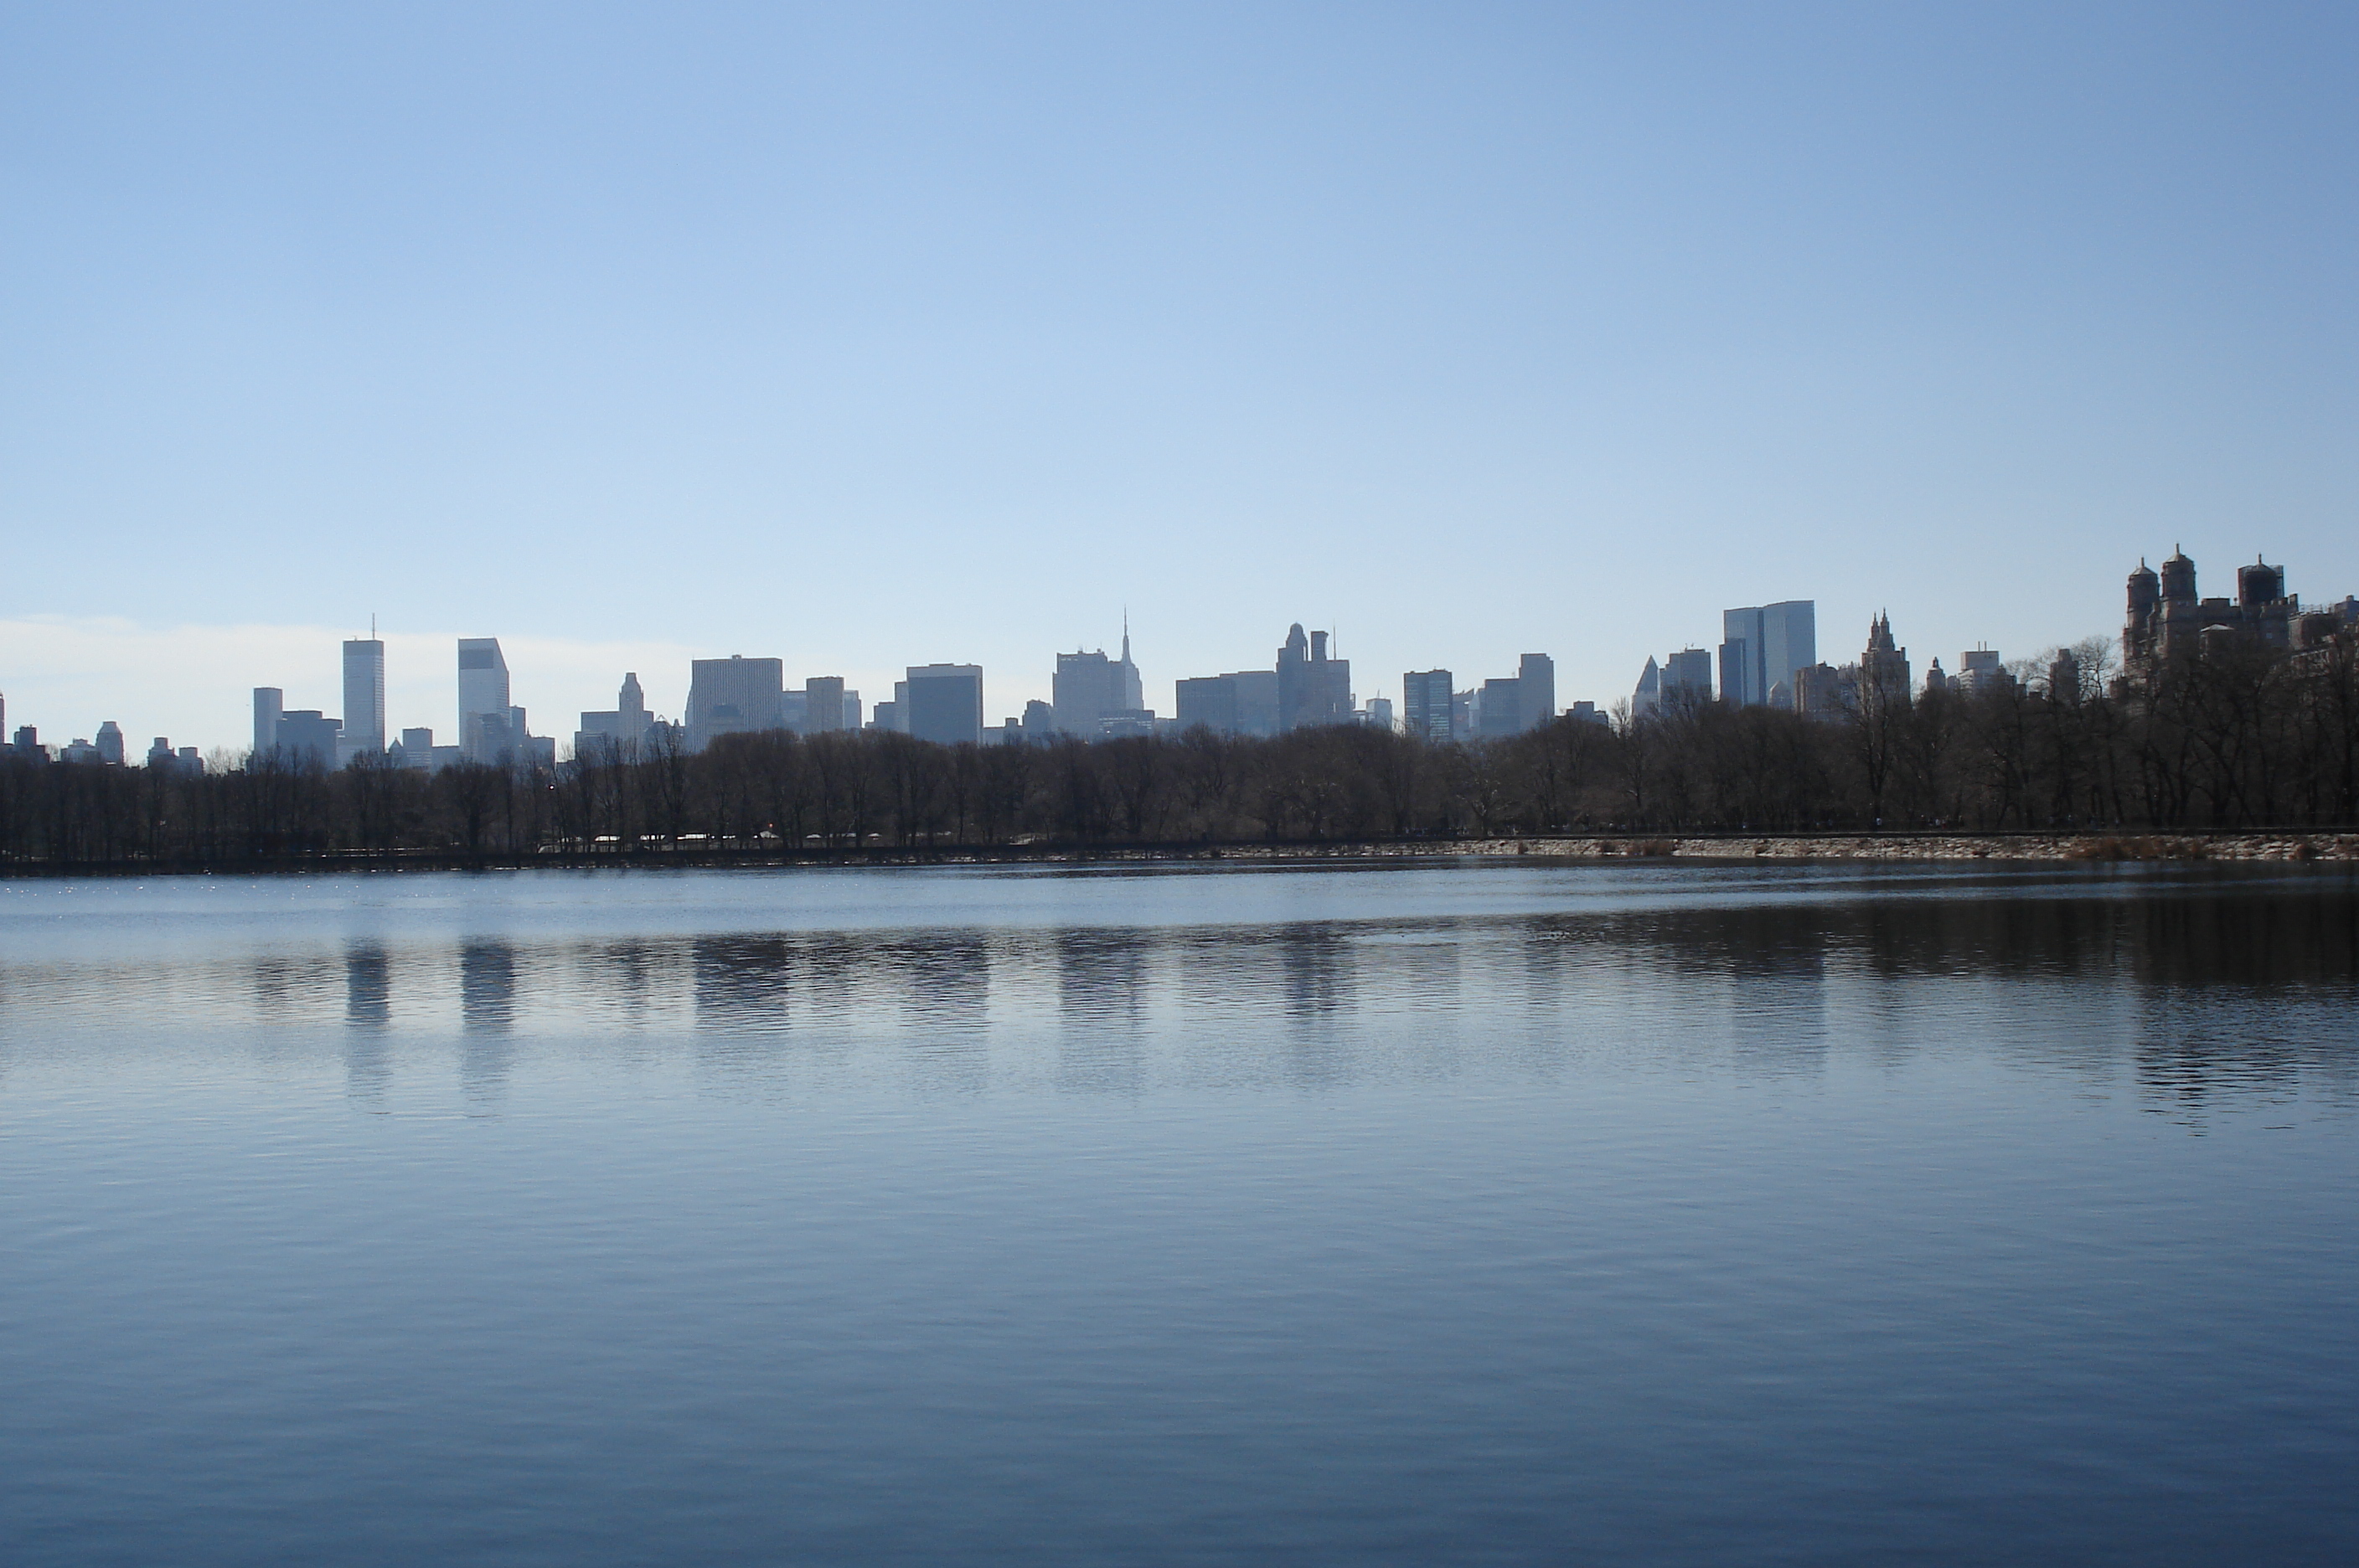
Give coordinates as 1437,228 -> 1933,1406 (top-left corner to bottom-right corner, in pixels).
896,933 -> 992,1096
1057,929 -> 1147,1095
458,940 -> 516,1110
343,941 -> 392,1109
692,936 -> 792,1038
235,869 -> 2351,1117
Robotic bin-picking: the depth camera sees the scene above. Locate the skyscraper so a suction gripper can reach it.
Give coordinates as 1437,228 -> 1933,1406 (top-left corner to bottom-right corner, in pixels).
1054,649 -> 1126,735
1665,647 -> 1714,697
1276,625 -> 1351,731
341,638 -> 385,761
1862,613 -> 1912,709
686,656 -> 786,753
1720,601 -> 1816,705
905,664 -> 984,745
1403,669 -> 1454,741
1518,653 -> 1556,729
1476,678 -> 1524,738
273,710 -> 341,769
252,687 -> 284,759
576,671 -> 656,759
804,676 -> 847,734
457,638 -> 512,764
1051,622 -> 1148,738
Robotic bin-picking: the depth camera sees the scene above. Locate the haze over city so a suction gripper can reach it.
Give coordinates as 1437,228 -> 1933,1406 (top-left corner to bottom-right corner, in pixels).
5,3 -> 2354,750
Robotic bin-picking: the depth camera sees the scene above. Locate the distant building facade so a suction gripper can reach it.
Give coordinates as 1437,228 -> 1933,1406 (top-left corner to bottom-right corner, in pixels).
1403,669 -> 1454,742
1861,613 -> 1912,710
905,664 -> 984,746
1720,601 -> 1816,707
1176,670 -> 1280,737
2124,549 -> 2304,678
576,672 -> 661,760
803,676 -> 849,734
686,657 -> 785,753
1276,624 -> 1352,732
457,638 -> 511,765
1052,626 -> 1147,738
340,638 -> 385,762
252,687 -> 283,760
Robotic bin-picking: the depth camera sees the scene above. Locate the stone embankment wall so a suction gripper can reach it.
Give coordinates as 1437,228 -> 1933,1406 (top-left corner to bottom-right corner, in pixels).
1195,833 -> 2359,864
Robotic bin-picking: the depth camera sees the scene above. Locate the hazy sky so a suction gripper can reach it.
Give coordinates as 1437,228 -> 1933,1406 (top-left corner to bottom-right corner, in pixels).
4,2 -> 2354,751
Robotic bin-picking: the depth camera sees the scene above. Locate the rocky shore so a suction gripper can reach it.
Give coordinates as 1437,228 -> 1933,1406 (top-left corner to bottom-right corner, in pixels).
1150,832 -> 2359,864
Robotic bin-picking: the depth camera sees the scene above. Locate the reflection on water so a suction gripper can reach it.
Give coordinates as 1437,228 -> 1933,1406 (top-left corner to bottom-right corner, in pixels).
457,941 -> 515,1109
0,868 -> 2349,1115
343,942 -> 390,1109
3,864 -> 2356,1568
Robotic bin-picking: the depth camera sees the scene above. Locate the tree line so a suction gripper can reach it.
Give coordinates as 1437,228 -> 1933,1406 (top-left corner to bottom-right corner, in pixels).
3,637 -> 2356,868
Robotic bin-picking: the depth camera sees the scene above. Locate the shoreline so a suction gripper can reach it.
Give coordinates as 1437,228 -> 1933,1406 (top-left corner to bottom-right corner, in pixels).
3,830 -> 2355,877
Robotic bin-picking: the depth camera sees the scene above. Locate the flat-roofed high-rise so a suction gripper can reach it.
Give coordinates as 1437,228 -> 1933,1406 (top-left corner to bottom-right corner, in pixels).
905,663 -> 984,746
686,656 -> 785,753
341,639 -> 385,761
1403,670 -> 1454,741
457,638 -> 511,764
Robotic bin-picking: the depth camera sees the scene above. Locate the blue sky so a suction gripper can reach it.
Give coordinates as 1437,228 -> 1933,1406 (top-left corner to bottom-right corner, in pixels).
3,3 -> 2353,750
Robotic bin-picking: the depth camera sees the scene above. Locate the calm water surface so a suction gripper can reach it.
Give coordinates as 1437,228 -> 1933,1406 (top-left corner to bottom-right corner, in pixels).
2,860 -> 2355,1565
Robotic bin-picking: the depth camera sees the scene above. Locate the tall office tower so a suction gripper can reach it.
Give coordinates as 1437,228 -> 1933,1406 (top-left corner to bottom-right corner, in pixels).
1477,678 -> 1524,738
686,656 -> 786,753
253,687 -> 284,759
905,664 -> 984,745
341,639 -> 386,760
1720,601 -> 1815,705
1054,648 -> 1125,735
1518,653 -> 1556,729
1717,632 -> 1748,707
1364,697 -> 1396,731
1276,625 -> 1310,730
576,671 -> 656,759
1174,676 -> 1237,735
1118,621 -> 1143,712
1276,624 -> 1352,731
275,710 -> 343,768
1175,671 -> 1281,737
1664,647 -> 1715,697
95,721 -> 126,766
1403,670 -> 1455,741
457,638 -> 511,764
1231,671 -> 1280,736
1632,658 -> 1660,720
1760,603 -> 1814,708
805,676 -> 847,733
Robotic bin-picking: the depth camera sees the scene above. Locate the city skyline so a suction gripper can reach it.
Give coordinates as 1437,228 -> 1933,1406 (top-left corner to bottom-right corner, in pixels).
33,536 -> 2354,764
4,8 -> 2352,756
